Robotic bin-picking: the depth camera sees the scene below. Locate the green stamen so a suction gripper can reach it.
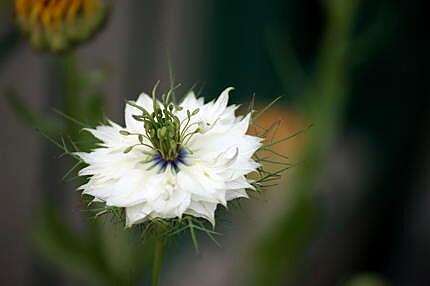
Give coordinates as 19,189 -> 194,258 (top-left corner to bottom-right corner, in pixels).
121,85 -> 201,161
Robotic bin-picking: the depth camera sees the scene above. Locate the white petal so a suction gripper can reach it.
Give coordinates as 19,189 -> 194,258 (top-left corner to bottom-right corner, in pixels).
198,87 -> 233,125
83,124 -> 120,146
225,189 -> 248,201
184,201 -> 218,225
125,92 -> 154,132
177,166 -> 226,205
180,91 -> 204,110
106,170 -> 162,207
225,176 -> 253,189
125,203 -> 153,227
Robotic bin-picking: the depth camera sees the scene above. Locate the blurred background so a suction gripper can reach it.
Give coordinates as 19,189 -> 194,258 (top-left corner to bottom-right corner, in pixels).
0,0 -> 426,285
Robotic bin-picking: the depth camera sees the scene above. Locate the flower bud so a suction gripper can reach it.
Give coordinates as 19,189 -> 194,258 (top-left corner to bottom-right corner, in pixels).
15,0 -> 109,52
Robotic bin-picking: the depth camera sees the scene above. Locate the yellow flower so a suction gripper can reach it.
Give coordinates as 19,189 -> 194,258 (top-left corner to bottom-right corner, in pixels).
15,0 -> 108,52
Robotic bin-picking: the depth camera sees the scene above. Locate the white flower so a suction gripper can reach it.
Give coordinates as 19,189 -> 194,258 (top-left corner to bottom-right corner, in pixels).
77,87 -> 262,227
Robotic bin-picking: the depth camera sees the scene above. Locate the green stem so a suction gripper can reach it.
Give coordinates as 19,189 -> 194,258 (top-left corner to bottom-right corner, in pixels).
152,238 -> 164,286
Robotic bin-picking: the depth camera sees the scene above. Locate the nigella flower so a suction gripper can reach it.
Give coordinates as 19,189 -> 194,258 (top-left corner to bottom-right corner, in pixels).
76,87 -> 262,227
15,0 -> 108,52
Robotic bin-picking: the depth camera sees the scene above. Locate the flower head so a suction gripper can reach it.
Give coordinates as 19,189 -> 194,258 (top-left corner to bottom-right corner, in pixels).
15,0 -> 108,52
77,87 -> 262,227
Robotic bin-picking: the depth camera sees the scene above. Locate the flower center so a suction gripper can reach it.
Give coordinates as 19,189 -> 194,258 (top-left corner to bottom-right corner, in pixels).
143,104 -> 182,161
124,98 -> 182,161
121,83 -> 201,163
152,148 -> 187,172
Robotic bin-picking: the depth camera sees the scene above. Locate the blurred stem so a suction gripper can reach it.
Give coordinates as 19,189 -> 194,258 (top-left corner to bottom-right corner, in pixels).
251,1 -> 361,285
61,52 -> 82,138
152,238 -> 164,286
58,53 -> 119,285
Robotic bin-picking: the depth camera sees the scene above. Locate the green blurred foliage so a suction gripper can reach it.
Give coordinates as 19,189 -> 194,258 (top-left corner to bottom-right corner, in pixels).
33,205 -> 152,286
0,0 -> 12,8
346,273 -> 389,286
5,53 -> 152,285
245,1 -> 389,285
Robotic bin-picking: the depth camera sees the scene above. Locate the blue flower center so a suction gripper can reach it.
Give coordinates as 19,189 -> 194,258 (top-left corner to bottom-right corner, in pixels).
152,148 -> 187,172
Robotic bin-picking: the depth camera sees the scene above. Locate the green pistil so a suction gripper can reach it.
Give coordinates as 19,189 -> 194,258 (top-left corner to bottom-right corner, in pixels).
145,105 -> 181,160
121,83 -> 200,161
